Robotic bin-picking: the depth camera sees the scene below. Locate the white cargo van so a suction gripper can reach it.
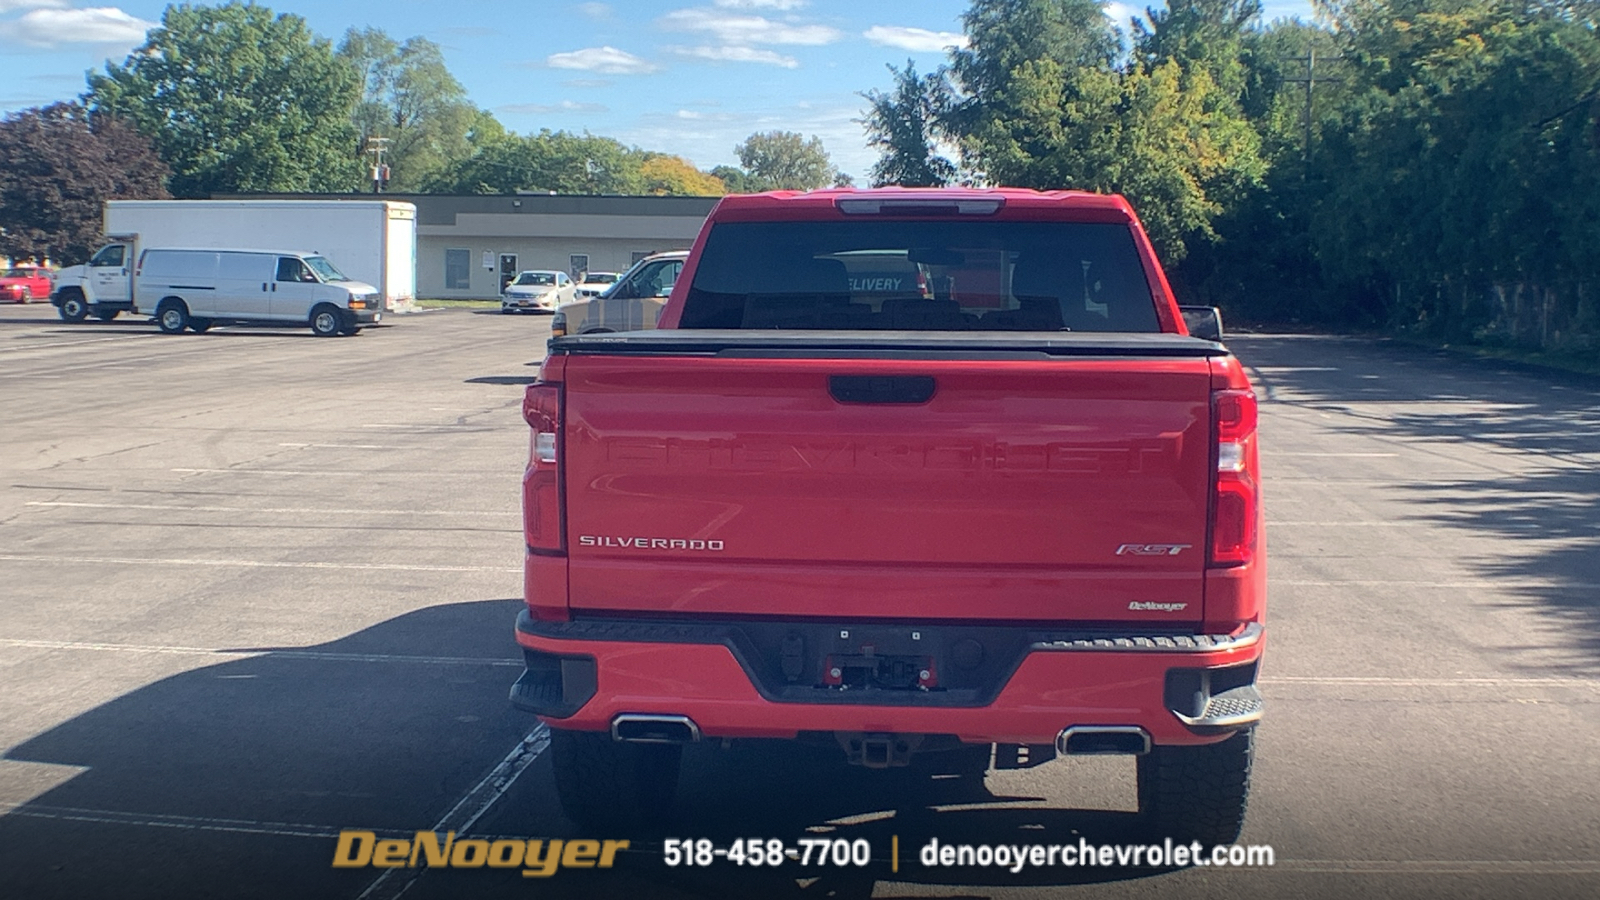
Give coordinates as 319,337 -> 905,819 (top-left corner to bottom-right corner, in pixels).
134,249 -> 382,336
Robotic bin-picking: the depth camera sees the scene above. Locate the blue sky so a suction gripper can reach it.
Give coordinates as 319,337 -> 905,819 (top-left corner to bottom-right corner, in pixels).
0,0 -> 1319,181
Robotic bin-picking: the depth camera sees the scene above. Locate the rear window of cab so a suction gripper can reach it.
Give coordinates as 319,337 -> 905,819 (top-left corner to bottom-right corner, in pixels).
679,220 -> 1158,332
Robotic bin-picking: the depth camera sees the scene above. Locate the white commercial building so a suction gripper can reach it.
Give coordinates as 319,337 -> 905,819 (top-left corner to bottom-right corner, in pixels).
222,193 -> 719,300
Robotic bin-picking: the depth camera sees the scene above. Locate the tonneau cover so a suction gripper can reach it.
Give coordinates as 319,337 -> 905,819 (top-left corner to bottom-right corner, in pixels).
548,329 -> 1226,358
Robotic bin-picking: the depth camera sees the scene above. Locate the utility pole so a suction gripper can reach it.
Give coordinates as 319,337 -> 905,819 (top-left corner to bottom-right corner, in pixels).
365,136 -> 391,194
1283,51 -> 1342,174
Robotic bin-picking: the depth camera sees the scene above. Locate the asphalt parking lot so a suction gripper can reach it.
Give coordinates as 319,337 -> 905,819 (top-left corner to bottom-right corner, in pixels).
1,304 -> 1597,899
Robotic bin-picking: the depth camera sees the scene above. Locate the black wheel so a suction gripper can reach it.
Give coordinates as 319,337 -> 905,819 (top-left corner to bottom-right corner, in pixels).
1137,729 -> 1254,846
550,728 -> 680,830
188,317 -> 213,333
501,308 -> 516,315
94,309 -> 119,322
309,305 -> 344,337
338,322 -> 362,336
59,290 -> 88,323
156,300 -> 189,334
19,287 -> 31,303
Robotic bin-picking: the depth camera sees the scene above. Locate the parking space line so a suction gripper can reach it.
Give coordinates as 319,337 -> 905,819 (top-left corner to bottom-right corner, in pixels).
277,443 -> 399,450
1276,578 -> 1600,589
0,554 -> 520,573
0,335 -> 155,353
170,468 -> 487,477
26,501 -> 515,517
1264,675 -> 1600,689
1270,452 -> 1401,457
358,724 -> 550,900
0,637 -> 522,667
0,802 -> 349,839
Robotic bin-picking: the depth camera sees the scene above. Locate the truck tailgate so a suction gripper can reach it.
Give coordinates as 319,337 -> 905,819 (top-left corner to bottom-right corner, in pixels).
558,344 -> 1215,625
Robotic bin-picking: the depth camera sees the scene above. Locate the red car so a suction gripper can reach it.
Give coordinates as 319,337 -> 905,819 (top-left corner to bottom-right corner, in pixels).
512,188 -> 1264,843
1,265 -> 53,303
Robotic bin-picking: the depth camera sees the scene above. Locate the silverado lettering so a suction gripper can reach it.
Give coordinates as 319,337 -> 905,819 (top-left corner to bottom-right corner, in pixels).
513,188 -> 1265,848
577,536 -> 725,551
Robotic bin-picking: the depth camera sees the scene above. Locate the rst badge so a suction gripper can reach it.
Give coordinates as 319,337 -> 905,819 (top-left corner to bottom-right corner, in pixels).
1115,543 -> 1192,556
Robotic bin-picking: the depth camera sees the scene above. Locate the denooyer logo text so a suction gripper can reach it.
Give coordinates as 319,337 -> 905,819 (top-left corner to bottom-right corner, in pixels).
332,830 -> 628,878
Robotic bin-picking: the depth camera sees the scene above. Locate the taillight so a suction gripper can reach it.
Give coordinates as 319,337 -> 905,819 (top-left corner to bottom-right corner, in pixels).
523,384 -> 563,553
522,383 -> 567,621
1210,387 -> 1258,567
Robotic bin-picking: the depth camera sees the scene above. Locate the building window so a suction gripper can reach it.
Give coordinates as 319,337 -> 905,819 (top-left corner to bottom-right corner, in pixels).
445,249 -> 471,290
570,254 -> 589,278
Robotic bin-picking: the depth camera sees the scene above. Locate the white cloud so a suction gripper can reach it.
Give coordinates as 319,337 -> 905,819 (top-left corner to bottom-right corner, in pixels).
670,45 -> 799,68
712,0 -> 806,9
673,108 -> 736,121
0,0 -> 65,12
575,2 -> 612,19
0,6 -> 153,48
545,46 -> 659,74
660,8 -> 840,45
862,25 -> 967,53
561,78 -> 613,88
498,100 -> 609,115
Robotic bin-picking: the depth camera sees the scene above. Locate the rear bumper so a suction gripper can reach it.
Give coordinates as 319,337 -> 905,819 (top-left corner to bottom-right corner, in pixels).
512,611 -> 1263,747
502,296 -> 558,312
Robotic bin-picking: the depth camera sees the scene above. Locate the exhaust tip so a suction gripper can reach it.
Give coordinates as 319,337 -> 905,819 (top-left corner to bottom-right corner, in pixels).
1057,726 -> 1151,756
611,714 -> 701,744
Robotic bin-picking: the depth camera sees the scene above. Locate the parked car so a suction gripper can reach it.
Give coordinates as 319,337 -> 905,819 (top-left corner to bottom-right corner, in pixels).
1,264 -> 53,303
574,272 -> 621,299
550,251 -> 686,337
502,270 -> 575,314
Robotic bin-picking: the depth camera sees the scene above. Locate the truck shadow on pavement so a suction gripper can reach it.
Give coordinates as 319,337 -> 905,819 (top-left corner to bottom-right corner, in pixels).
1,597 -> 1181,900
1236,334 -> 1600,673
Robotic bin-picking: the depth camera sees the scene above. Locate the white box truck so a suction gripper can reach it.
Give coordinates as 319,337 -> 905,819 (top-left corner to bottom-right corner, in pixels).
50,199 -> 417,323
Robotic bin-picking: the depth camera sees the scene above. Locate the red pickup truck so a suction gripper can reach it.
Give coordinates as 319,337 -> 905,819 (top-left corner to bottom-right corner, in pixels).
512,188 -> 1264,844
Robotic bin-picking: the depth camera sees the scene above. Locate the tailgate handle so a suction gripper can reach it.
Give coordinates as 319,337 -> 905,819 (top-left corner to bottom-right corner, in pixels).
829,375 -> 935,404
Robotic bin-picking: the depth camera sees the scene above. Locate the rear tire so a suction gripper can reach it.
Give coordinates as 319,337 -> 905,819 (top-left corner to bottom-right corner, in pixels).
309,305 -> 344,337
188,318 -> 213,333
550,728 -> 680,830
1137,729 -> 1254,847
156,300 -> 189,334
59,291 -> 88,323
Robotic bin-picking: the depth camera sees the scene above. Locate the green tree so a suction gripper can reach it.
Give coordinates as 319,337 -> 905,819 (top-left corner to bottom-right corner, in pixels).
708,165 -> 764,193
861,60 -> 958,187
1312,0 -> 1600,346
0,103 -> 170,265
734,131 -> 838,191
1134,0 -> 1261,96
428,130 -> 649,195
939,0 -> 1262,260
639,155 -> 728,195
85,1 -> 362,195
337,27 -> 483,191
